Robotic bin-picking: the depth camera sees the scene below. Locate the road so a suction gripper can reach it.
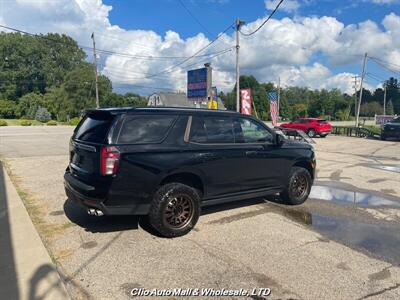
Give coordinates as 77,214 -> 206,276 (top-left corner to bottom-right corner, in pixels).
1,126 -> 400,299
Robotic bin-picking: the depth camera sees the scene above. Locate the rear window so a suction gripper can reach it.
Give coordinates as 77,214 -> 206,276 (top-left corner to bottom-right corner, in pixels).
117,114 -> 176,144
73,113 -> 114,143
318,120 -> 328,124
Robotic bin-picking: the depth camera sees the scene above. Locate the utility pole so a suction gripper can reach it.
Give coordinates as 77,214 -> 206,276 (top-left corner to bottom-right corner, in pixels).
383,81 -> 387,115
277,77 -> 281,118
235,18 -> 244,112
356,52 -> 368,126
352,75 -> 359,118
91,32 -> 100,109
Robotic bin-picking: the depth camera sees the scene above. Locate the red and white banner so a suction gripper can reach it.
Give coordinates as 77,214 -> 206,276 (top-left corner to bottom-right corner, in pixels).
240,89 -> 252,115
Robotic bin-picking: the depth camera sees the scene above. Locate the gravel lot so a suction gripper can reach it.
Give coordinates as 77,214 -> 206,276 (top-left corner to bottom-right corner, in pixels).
1,126 -> 400,299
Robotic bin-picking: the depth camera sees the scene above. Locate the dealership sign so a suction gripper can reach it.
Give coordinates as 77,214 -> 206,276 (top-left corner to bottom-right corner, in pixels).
240,89 -> 252,115
375,115 -> 395,125
187,68 -> 208,98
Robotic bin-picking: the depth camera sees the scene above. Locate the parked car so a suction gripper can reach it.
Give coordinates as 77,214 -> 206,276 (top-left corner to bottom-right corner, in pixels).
64,108 -> 316,237
381,116 -> 400,140
280,118 -> 332,138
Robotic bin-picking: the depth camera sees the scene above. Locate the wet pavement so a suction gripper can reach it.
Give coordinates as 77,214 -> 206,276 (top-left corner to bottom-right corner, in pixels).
364,164 -> 400,174
265,183 -> 400,266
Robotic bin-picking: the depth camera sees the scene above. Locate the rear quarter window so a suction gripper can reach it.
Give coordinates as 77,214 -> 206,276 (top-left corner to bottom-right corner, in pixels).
117,114 -> 177,144
73,113 -> 114,143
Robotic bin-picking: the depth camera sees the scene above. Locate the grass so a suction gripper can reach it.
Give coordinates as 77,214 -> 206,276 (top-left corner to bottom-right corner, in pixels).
1,158 -> 76,263
0,118 -> 75,126
0,118 -> 45,125
363,125 -> 382,135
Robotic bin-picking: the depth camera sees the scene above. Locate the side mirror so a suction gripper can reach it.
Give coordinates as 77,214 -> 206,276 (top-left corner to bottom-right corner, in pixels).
275,134 -> 284,146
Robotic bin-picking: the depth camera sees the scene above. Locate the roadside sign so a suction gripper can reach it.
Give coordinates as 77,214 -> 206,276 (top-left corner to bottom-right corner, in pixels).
187,68 -> 208,99
375,115 -> 395,125
240,89 -> 252,115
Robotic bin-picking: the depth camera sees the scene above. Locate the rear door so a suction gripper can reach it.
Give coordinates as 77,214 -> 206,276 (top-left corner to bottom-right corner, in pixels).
189,115 -> 248,197
69,111 -> 116,176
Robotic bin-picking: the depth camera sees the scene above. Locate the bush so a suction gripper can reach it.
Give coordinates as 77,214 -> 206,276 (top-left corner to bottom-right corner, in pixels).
68,117 -> 81,126
0,100 -> 16,118
0,120 -> 8,126
47,120 -> 57,126
35,106 -> 52,122
20,120 -> 32,126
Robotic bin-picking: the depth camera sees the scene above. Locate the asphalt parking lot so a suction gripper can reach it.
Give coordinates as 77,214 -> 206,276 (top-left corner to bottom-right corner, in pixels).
1,126 -> 400,299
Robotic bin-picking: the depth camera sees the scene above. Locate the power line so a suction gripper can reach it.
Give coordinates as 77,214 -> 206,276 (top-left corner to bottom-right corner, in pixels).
178,0 -> 214,37
0,24 -> 230,61
369,56 -> 400,70
138,22 -> 235,79
102,47 -> 234,80
240,0 -> 284,36
369,57 -> 400,76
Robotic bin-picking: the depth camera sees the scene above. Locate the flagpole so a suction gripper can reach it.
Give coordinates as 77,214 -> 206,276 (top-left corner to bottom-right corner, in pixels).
277,77 -> 280,119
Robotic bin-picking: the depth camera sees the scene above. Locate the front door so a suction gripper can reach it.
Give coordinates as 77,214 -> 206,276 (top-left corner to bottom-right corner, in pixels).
233,117 -> 288,190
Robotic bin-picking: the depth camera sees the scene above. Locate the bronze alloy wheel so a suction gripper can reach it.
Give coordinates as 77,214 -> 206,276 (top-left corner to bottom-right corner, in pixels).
163,195 -> 194,229
291,173 -> 308,199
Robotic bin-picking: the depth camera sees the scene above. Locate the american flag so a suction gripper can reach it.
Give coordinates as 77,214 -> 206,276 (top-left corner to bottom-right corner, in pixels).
268,91 -> 278,126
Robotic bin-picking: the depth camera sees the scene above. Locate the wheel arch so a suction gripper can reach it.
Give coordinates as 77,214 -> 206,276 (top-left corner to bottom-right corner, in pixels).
292,160 -> 314,180
159,172 -> 205,197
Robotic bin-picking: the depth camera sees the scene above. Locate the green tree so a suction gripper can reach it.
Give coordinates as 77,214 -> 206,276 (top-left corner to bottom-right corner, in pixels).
35,106 -> 52,122
0,32 -> 85,100
16,92 -> 44,119
0,100 -> 16,118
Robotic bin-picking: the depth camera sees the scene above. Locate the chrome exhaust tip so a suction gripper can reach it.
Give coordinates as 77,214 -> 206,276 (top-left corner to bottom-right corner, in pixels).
95,209 -> 104,216
87,208 -> 96,215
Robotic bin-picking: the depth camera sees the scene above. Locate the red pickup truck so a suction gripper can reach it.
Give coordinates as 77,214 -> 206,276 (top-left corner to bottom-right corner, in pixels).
280,118 -> 332,138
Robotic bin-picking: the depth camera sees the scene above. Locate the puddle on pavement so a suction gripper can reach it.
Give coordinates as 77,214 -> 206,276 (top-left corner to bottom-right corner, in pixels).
266,185 -> 400,264
310,213 -> 400,265
269,205 -> 400,265
309,185 -> 400,208
362,164 -> 400,174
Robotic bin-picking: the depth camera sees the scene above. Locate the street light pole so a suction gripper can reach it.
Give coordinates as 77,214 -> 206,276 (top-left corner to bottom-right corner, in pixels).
383,82 -> 387,115
356,52 -> 368,126
235,19 -> 244,112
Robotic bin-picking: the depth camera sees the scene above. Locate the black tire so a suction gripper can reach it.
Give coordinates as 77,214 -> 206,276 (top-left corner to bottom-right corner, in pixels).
320,133 -> 328,138
280,167 -> 312,205
381,134 -> 386,141
149,183 -> 200,238
307,129 -> 316,138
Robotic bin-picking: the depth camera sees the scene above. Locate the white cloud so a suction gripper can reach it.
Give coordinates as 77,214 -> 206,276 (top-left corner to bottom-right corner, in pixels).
265,0 -> 300,13
367,0 -> 400,4
0,0 -> 399,95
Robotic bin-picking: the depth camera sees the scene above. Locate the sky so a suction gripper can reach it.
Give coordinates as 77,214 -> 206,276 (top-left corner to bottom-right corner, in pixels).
1,0 -> 400,95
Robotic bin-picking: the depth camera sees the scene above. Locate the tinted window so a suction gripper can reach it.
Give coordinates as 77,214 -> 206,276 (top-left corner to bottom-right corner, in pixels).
392,117 -> 400,123
190,117 -> 207,143
190,116 -> 234,143
74,113 -> 114,143
236,118 -> 273,143
118,115 -> 176,144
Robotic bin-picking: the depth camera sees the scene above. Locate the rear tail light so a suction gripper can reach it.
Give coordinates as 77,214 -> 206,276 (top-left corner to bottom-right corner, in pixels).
100,146 -> 120,175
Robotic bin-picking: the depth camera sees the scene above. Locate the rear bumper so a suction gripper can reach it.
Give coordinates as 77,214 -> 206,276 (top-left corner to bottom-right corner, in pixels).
64,172 -> 150,215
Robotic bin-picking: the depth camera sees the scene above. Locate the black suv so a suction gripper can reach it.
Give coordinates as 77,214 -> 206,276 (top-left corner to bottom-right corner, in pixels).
64,108 -> 316,237
381,117 -> 400,140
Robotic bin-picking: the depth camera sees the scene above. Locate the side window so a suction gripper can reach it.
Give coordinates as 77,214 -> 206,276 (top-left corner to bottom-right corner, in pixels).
117,114 -> 176,144
190,117 -> 207,143
204,117 -> 234,143
236,118 -> 273,143
190,116 -> 234,143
